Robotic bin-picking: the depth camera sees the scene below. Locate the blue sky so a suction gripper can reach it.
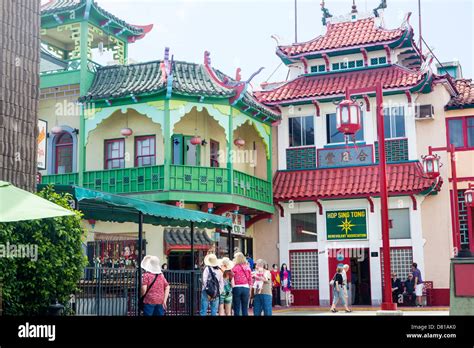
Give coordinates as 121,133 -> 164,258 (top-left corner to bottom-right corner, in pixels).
92,0 -> 473,87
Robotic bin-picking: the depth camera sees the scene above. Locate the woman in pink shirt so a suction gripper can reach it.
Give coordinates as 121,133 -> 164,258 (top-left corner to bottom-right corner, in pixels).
231,252 -> 252,316
140,255 -> 170,316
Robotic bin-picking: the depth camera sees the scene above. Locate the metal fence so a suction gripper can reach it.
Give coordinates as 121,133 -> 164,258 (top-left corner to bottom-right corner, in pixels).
72,268 -> 202,316
73,267 -> 138,316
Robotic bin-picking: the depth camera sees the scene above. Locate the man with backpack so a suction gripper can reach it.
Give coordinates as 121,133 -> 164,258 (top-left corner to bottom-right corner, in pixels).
200,253 -> 224,316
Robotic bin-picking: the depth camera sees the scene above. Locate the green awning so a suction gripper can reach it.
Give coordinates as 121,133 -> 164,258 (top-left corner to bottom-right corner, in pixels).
0,181 -> 75,222
41,185 -> 232,229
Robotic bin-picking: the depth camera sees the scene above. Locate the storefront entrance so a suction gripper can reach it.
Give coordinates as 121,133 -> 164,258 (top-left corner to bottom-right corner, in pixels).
328,248 -> 371,305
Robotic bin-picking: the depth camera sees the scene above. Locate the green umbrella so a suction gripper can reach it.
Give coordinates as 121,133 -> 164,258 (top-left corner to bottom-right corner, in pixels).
0,181 -> 75,222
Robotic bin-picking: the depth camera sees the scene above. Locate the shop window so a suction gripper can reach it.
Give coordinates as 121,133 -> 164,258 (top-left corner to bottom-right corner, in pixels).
105,138 -> 125,169
290,250 -> 319,290
381,248 -> 413,285
289,116 -> 314,147
291,213 -> 317,243
326,112 -> 364,144
135,135 -> 156,167
54,132 -> 73,174
383,106 -> 406,139
172,134 -> 201,166
389,208 -> 411,239
447,117 -> 474,149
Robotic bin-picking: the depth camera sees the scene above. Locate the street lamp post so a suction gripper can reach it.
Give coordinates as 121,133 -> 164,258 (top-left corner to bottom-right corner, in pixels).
464,184 -> 474,253
340,82 -> 396,311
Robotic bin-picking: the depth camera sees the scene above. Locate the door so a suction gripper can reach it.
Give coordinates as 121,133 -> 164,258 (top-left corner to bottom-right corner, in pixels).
210,140 -> 219,167
184,136 -> 201,166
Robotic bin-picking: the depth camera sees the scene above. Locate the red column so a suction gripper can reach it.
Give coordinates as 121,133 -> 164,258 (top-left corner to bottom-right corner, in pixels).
449,144 -> 462,253
467,205 -> 474,253
376,82 -> 397,311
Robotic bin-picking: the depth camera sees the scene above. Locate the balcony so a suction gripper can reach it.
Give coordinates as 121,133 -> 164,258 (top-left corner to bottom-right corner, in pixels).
40,165 -> 273,211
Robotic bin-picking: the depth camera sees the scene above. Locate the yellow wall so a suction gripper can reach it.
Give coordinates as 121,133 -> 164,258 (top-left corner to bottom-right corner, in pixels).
233,122 -> 268,179
173,107 -> 227,167
86,109 -> 163,171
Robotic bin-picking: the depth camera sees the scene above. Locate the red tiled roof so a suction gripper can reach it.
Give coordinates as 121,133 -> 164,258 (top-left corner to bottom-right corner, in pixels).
273,162 -> 441,201
448,79 -> 474,108
255,65 -> 426,104
278,18 -> 405,57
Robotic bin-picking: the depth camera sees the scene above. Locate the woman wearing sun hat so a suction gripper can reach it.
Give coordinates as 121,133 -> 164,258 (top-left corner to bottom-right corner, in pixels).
200,253 -> 224,316
218,257 -> 235,316
140,255 -> 170,316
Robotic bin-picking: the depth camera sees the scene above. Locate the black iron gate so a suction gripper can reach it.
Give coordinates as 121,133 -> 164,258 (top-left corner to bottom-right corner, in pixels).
72,268 -> 202,316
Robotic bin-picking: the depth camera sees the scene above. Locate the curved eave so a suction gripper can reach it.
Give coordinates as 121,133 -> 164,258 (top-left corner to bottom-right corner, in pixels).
446,103 -> 474,111
276,27 -> 410,63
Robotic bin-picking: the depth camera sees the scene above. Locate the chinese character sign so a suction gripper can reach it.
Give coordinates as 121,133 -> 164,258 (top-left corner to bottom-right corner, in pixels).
223,212 -> 246,235
317,145 -> 374,168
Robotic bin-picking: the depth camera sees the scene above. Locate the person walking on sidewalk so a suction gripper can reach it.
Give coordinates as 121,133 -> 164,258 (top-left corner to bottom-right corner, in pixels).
232,252 -> 252,316
330,266 -> 351,313
253,259 -> 273,316
270,264 -> 281,306
411,263 -> 424,307
140,255 -> 170,316
200,254 -> 224,316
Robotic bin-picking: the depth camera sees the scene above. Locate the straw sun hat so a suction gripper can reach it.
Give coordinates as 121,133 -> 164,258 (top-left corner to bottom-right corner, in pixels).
218,257 -> 235,271
141,255 -> 162,274
204,253 -> 219,267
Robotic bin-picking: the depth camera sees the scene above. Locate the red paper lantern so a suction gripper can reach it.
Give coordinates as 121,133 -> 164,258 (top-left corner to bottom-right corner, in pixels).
336,99 -> 362,135
190,136 -> 202,145
464,189 -> 474,207
51,125 -> 63,135
421,154 -> 440,179
234,137 -> 245,147
120,127 -> 133,137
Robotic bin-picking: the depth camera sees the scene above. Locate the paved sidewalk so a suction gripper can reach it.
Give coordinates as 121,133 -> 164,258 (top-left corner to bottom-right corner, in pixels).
271,305 -> 450,316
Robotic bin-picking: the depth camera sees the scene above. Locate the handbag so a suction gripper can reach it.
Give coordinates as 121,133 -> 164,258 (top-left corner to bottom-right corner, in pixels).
138,274 -> 159,311
329,273 -> 336,286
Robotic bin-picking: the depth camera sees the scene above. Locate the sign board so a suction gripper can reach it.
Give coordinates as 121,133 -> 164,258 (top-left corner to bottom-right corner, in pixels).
326,209 -> 368,240
37,119 -> 47,170
317,144 -> 374,168
223,212 -> 246,235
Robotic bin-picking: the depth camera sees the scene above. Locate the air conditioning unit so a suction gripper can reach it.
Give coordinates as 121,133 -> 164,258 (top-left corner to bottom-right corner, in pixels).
415,104 -> 434,120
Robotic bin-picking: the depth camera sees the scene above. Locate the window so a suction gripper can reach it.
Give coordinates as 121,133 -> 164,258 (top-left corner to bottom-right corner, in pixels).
289,116 -> 314,147
54,132 -> 73,174
326,113 -> 364,144
291,213 -> 317,243
310,65 -> 326,73
210,140 -> 219,168
290,250 -> 319,290
171,134 -> 201,166
332,63 -> 340,71
370,57 -> 387,66
389,209 -> 411,239
383,107 -> 406,139
105,139 -> 125,169
447,117 -> 474,149
356,60 -> 364,67
135,135 -> 155,167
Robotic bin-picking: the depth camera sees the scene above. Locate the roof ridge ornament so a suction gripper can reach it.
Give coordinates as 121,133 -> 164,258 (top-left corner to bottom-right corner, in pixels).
321,1 -> 333,26
373,0 -> 387,18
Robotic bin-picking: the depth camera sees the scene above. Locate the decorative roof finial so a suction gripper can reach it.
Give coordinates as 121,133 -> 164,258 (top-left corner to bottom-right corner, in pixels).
351,0 -> 358,14
373,0 -> 387,18
321,1 -> 333,26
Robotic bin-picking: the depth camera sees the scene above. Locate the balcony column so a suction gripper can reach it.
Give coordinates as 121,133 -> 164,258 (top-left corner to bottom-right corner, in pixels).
227,107 -> 233,194
78,20 -> 89,186
163,99 -> 171,191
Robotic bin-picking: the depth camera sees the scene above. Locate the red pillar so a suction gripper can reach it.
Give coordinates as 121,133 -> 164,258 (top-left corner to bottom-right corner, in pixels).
449,144 -> 462,253
375,82 -> 397,311
467,205 -> 474,253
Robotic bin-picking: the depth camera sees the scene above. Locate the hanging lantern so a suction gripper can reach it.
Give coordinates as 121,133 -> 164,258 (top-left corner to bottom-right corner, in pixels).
120,127 -> 133,137
51,125 -> 63,135
190,135 -> 202,145
336,99 -> 361,135
234,137 -> 245,147
464,188 -> 474,207
421,154 -> 441,179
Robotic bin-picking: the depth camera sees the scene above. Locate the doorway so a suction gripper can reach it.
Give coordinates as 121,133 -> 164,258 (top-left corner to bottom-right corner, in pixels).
328,248 -> 371,305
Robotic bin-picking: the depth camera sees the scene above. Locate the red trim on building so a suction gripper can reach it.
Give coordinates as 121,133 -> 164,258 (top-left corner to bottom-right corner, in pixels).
289,249 -> 320,306
134,135 -> 156,167
274,162 -> 440,202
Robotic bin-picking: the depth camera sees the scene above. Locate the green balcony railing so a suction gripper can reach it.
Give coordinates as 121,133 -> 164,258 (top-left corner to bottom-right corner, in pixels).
169,165 -> 230,193
232,170 -> 272,204
40,173 -> 79,186
82,165 -> 164,194
40,165 -> 273,206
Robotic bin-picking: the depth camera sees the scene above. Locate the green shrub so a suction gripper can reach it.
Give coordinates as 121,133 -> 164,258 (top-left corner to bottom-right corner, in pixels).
0,186 -> 87,315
